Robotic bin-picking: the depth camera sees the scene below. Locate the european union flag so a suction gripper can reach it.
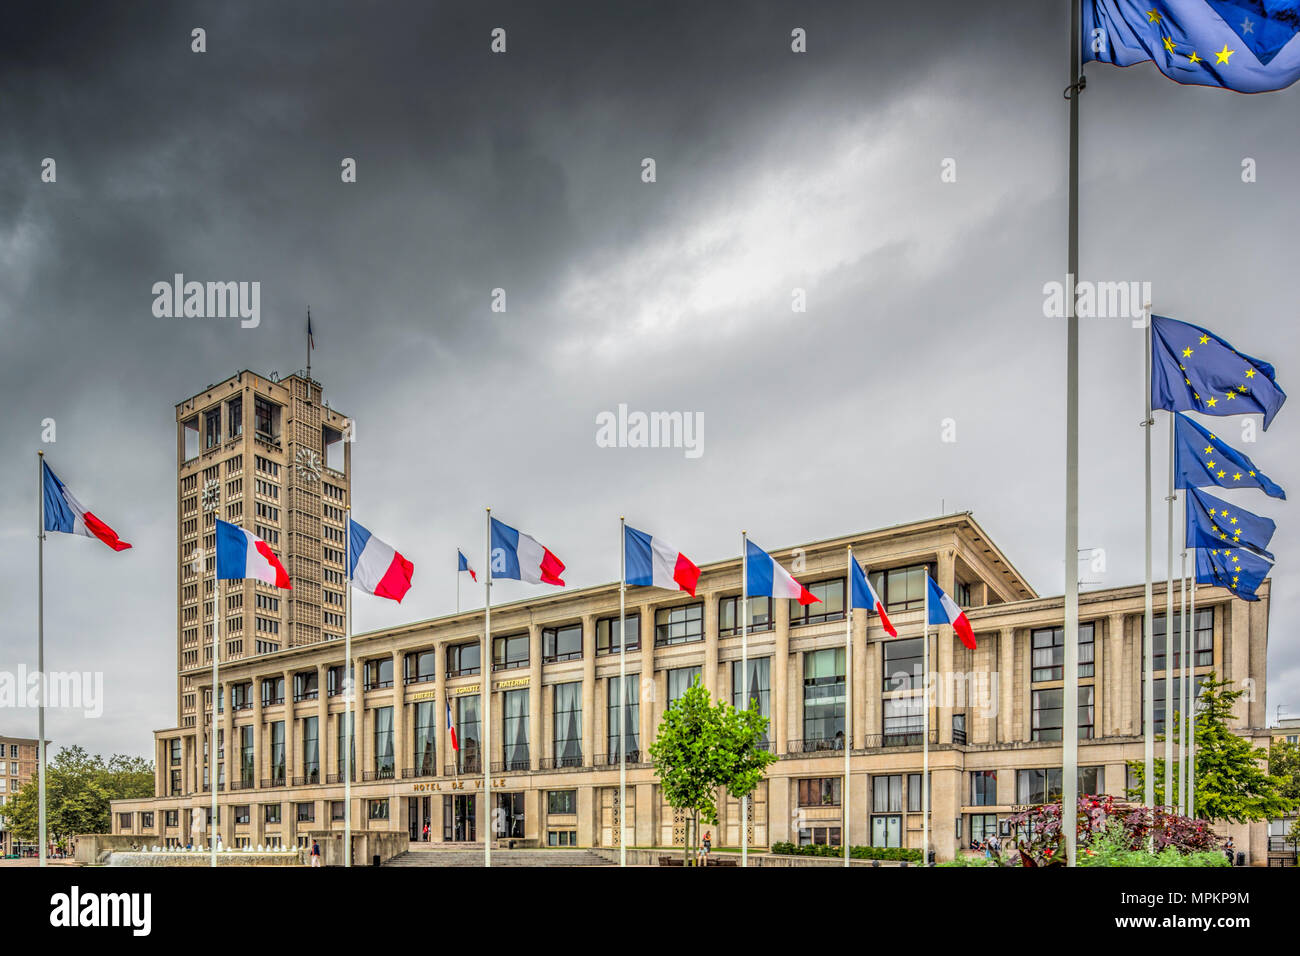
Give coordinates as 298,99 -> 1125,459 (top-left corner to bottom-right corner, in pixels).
1085,1 -> 1300,93
1185,486 -> 1275,559
1174,412 -> 1286,498
1196,546 -> 1272,601
1152,315 -> 1286,429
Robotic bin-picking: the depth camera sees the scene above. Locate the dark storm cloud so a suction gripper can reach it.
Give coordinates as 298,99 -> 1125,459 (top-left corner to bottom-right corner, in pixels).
0,0 -> 1296,756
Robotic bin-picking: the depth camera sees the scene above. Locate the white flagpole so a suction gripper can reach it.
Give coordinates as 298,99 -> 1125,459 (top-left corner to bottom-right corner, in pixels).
1142,303 -> 1155,816
37,451 -> 46,868
1061,0 -> 1082,869
1165,418 -> 1176,810
740,530 -> 748,869
344,507 -> 353,867
212,575 -> 220,868
483,508 -> 492,867
1179,551 -> 1189,815
844,546 -> 853,867
922,569 -> 930,865
618,517 -> 627,867
1188,574 -> 1198,819
456,551 -> 461,615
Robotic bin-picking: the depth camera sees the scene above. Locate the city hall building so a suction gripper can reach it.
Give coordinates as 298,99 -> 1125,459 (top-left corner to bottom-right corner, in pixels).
109,370 -> 1276,862
0,735 -> 41,857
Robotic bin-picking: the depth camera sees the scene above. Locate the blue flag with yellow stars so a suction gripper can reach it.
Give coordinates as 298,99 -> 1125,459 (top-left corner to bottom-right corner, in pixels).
1152,315 -> 1286,429
1185,486 -> 1276,559
1085,1 -> 1300,92
1174,412 -> 1286,498
1196,545 -> 1271,600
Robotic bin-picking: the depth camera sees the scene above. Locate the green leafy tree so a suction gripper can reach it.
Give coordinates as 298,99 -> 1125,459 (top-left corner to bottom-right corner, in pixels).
649,679 -> 777,864
1268,738 -> 1300,808
4,746 -> 154,849
1126,675 -> 1296,823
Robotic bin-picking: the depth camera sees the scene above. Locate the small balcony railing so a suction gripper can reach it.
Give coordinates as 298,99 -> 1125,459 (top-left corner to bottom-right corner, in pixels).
786,736 -> 845,755
492,756 -> 532,773
402,765 -> 438,779
592,750 -> 645,766
445,756 -> 482,776
293,772 -> 321,786
363,768 -> 395,781
539,753 -> 584,770
862,730 -> 940,749
326,771 -> 356,784
260,776 -> 286,788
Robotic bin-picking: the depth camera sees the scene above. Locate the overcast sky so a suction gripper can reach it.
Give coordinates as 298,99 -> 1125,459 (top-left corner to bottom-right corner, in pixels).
1,0 -> 1297,758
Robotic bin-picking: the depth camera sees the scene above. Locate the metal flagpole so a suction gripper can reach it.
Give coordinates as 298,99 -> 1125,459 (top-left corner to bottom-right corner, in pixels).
1178,552 -> 1188,815
1142,303 -> 1156,815
844,546 -> 853,868
922,569 -> 930,864
37,451 -> 46,867
344,506 -> 353,867
483,508 -> 492,868
740,531 -> 748,868
1164,418 -> 1176,810
1062,0 -> 1083,868
456,550 -> 461,615
212,576 -> 220,867
1188,575 -> 1197,819
618,518 -> 627,867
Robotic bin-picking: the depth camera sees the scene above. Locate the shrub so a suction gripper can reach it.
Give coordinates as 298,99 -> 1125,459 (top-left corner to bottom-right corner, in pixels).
768,842 -> 921,862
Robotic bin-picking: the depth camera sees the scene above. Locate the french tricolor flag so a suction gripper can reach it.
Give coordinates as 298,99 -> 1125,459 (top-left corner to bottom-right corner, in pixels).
489,517 -> 565,586
349,519 -> 415,603
457,549 -> 477,582
850,559 -> 897,636
446,699 -> 458,752
41,461 -> 131,552
926,576 -> 975,650
745,539 -> 819,605
625,525 -> 701,596
215,518 -> 291,588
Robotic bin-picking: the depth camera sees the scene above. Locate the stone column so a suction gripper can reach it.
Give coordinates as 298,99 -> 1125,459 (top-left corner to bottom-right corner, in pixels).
637,603 -> 655,761
936,549 -> 956,745
528,624 -> 543,770
221,685 -> 233,797
581,614 -> 597,766
852,609 -> 868,749
282,671 -> 295,785
864,638 -> 881,740
773,596 -> 791,755
703,596 -> 719,698
252,680 -> 264,789
354,656 -> 368,777
392,649 -> 406,778
999,627 -> 1015,744
434,652 -> 448,773
316,664 -> 329,783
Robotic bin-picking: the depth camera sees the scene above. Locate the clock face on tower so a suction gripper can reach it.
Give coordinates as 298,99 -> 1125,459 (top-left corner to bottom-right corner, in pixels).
295,447 -> 321,482
201,479 -> 220,513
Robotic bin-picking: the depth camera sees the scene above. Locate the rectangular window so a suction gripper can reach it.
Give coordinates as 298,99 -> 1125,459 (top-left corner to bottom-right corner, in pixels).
547,790 -> 577,814
969,813 -> 998,844
264,803 -> 281,824
553,683 -> 582,767
254,397 -> 278,438
369,799 -> 390,821
404,650 -> 436,685
204,408 -> 221,449
227,398 -> 243,437
269,721 -> 285,781
1152,608 -> 1214,671
1031,623 -> 1095,681
596,614 -> 640,654
882,696 -> 924,745
373,706 -> 394,776
543,623 -> 584,663
239,725 -> 254,787
1147,675 -> 1210,736
882,638 -> 924,691
797,777 -> 842,807
731,658 -> 771,749
456,695 -> 481,773
718,595 -> 772,636
233,806 -> 250,825
446,642 -> 480,677
907,773 -> 930,813
364,658 -> 393,690
262,676 -> 285,706
297,803 -> 315,823
302,716 -> 320,783
1016,767 -> 1103,804
872,774 -> 902,813
336,713 -> 355,776
502,689 -> 530,771
606,676 -> 640,762
170,739 -> 182,765
798,826 -> 842,847
802,648 -> 845,749
1031,685 -> 1094,741
789,578 -> 845,626
666,666 -> 701,707
413,701 -> 438,776
654,603 -> 704,646
493,633 -> 530,671
971,770 -> 997,807
295,670 -> 319,701
868,564 -> 934,612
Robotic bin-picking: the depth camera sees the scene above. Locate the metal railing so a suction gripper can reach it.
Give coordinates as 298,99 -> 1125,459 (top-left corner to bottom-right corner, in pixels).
229,779 -> 254,791
363,768 -> 395,781
492,757 -> 532,773
293,773 -> 321,786
539,754 -> 584,770
260,777 -> 286,788
592,751 -> 646,766
402,765 -> 438,779
326,771 -> 356,784
445,757 -> 482,776
786,737 -> 846,755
